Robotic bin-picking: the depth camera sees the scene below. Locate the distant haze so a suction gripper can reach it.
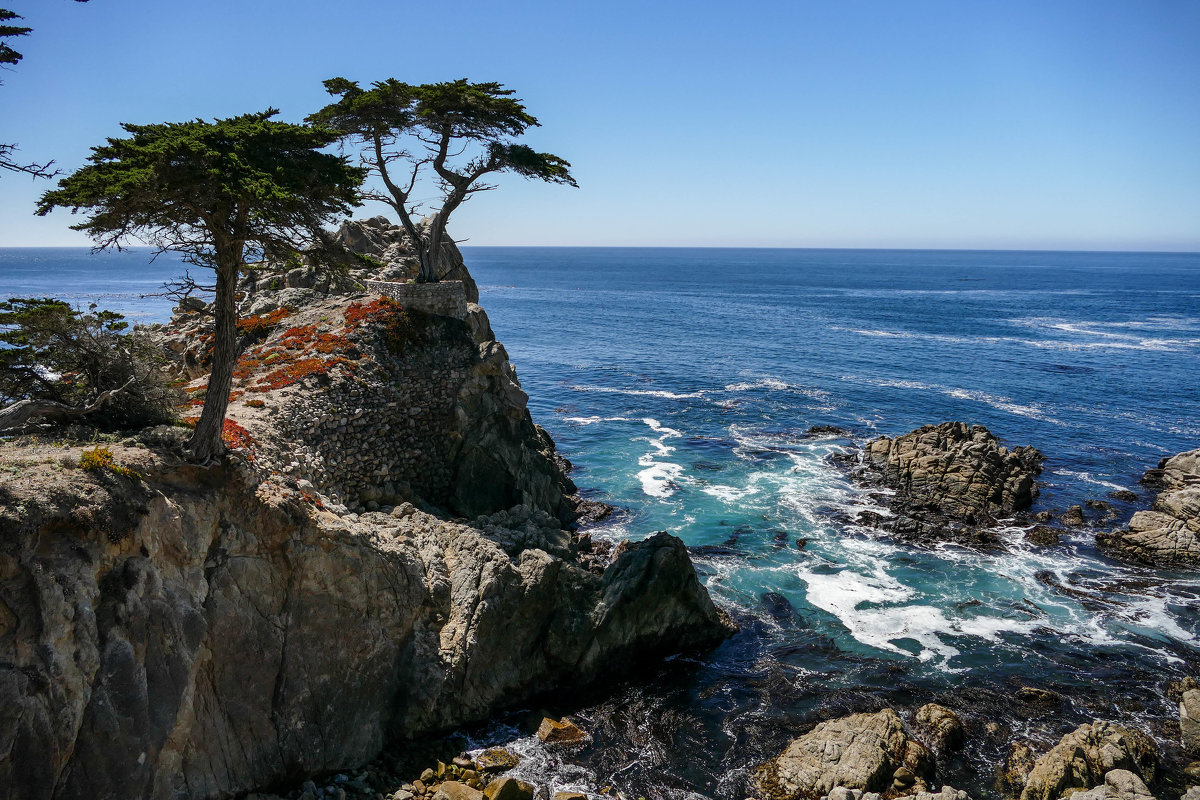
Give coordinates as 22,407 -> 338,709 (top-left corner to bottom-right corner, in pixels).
1,0 -> 1198,251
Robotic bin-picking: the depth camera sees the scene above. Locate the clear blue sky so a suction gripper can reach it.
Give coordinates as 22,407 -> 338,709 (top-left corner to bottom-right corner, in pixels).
2,0 -> 1198,250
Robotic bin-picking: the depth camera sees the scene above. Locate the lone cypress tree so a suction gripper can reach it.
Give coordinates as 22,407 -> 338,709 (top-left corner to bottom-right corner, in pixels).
37,110 -> 364,460
309,78 -> 576,282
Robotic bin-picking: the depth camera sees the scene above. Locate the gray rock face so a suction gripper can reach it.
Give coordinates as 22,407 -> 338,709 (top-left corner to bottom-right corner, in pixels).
751,709 -> 933,799
1097,448 -> 1200,566
332,216 -> 480,303
0,459 -> 733,800
1017,721 -> 1157,800
1183,689 -> 1200,755
858,422 -> 1044,545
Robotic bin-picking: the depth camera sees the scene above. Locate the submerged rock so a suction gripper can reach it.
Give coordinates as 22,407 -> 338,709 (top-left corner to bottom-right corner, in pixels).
857,422 -> 1044,545
1018,721 -> 1157,800
751,708 -> 933,799
1098,448 -> 1200,566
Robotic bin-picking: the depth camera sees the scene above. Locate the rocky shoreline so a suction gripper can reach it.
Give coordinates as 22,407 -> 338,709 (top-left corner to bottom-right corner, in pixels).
1,220 -> 1197,800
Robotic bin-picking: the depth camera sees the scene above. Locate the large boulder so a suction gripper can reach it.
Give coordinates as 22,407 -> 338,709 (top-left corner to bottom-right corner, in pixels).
1097,448 -> 1200,566
858,422 -> 1044,545
751,709 -> 933,799
1018,721 -> 1157,800
1057,770 -> 1153,800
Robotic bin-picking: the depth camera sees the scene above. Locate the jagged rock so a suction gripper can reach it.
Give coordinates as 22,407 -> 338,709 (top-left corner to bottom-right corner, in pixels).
476,748 -> 520,773
537,717 -> 587,745
0,449 -> 730,798
1025,525 -> 1062,546
551,794 -> 587,800
999,742 -> 1036,796
1061,505 -> 1086,527
1098,448 -> 1200,566
751,709 -> 932,799
858,422 -> 1044,545
1183,689 -> 1200,755
1062,770 -> 1153,800
483,777 -> 534,800
913,704 -> 964,752
332,216 -> 480,303
1018,721 -> 1157,800
1109,489 -> 1139,502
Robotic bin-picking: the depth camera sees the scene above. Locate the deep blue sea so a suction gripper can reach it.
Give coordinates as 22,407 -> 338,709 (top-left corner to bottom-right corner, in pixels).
3,246 -> 1199,797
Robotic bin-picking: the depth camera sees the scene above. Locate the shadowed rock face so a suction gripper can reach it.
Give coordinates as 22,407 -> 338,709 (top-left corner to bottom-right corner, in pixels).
858,422 -> 1044,546
0,458 -> 733,800
1097,448 -> 1200,566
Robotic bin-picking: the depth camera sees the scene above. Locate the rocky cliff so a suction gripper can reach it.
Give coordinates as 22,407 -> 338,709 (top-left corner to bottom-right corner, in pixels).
0,233 -> 734,799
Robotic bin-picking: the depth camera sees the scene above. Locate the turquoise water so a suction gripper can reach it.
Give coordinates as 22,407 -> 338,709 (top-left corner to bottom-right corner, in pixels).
3,246 -> 1199,796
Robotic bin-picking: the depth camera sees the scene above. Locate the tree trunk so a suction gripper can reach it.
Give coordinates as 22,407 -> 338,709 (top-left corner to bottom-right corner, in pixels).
419,213 -> 441,282
0,377 -> 136,433
188,256 -> 239,461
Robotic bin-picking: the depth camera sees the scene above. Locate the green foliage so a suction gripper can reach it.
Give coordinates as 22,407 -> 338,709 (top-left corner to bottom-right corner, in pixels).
0,9 -> 32,67
36,109 -> 366,458
309,77 -> 575,281
0,298 -> 177,430
37,110 -> 366,262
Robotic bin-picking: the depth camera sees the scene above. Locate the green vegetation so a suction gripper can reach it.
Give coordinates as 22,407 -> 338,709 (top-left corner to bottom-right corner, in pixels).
0,298 -> 174,432
79,445 -> 140,479
309,78 -> 576,282
37,111 -> 365,460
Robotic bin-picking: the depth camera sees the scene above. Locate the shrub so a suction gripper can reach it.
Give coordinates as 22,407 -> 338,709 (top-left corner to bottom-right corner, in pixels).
79,445 -> 140,479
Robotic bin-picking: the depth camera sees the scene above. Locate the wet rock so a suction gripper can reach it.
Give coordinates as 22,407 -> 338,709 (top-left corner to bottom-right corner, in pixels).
537,717 -> 587,745
751,708 -> 932,799
859,422 -> 1044,545
483,777 -> 534,800
1018,721 -> 1157,800
1061,505 -> 1086,527
1168,677 -> 1200,703
1098,448 -> 1200,566
913,703 -> 964,752
1183,689 -> 1200,755
1109,489 -> 1139,503
421,769 -> 436,783
551,794 -> 587,800
1016,686 -> 1063,706
999,742 -> 1036,797
434,782 -> 485,800
476,748 -> 520,773
1025,525 -> 1062,546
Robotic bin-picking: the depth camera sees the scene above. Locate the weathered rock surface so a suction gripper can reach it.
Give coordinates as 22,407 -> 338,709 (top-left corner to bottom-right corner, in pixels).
1183,689 -> 1200,755
1098,448 -> 1200,566
857,422 -> 1044,545
751,709 -> 933,799
330,215 -> 480,303
1060,769 -> 1153,800
0,451 -> 732,799
1017,721 -> 1157,800
820,789 -> 971,800
913,703 -> 965,753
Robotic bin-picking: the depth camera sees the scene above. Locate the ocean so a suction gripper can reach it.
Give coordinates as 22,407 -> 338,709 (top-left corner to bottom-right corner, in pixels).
2,245 -> 1199,797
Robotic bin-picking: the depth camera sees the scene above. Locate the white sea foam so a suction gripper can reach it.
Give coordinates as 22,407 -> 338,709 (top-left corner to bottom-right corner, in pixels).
724,378 -> 793,392
1053,469 -> 1129,492
569,384 -> 706,400
562,415 -> 635,425
634,417 -> 685,498
841,375 -> 1065,424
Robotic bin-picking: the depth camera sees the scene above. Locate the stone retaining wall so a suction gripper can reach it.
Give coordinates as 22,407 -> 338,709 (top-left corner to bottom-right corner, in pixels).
366,279 -> 468,319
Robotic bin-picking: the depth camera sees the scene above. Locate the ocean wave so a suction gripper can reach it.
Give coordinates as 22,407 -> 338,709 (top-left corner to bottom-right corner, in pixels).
841,375 -> 1065,424
1053,469 -> 1129,492
569,385 -> 707,400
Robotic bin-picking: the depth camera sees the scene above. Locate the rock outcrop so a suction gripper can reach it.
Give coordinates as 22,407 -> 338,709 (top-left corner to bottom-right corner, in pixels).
857,422 -> 1044,545
1183,689 -> 1200,756
1016,721 -> 1157,800
0,446 -> 732,800
1097,448 -> 1200,566
751,708 -> 933,799
913,703 -> 965,753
